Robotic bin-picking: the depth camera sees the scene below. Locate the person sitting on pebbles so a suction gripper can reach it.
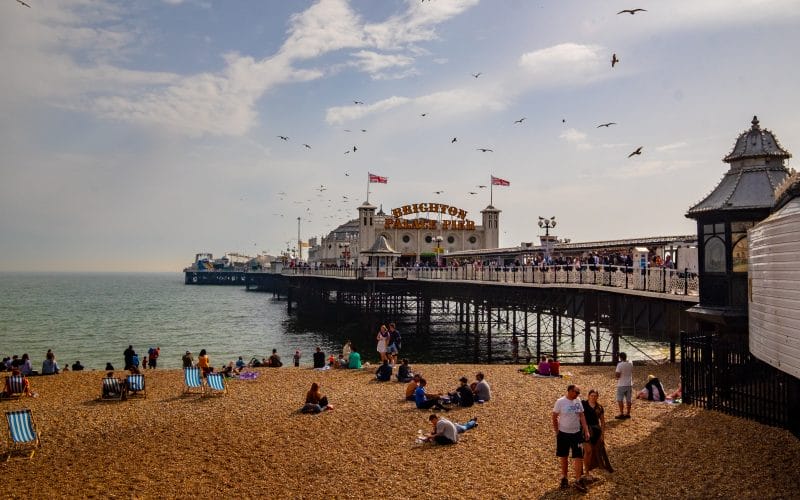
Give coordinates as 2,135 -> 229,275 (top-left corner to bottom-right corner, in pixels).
301,382 -> 333,414
420,414 -> 477,445
414,378 -> 449,412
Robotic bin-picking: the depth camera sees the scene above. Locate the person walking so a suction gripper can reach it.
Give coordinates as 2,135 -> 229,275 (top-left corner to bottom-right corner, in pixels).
615,352 -> 634,419
552,384 -> 591,492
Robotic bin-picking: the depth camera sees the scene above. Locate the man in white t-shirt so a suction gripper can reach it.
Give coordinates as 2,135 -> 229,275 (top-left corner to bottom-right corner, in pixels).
425,414 -> 459,445
552,384 -> 591,492
615,352 -> 634,419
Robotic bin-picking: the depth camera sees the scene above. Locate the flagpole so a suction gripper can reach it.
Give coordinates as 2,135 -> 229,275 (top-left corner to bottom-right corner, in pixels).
366,173 -> 370,204
490,175 -> 493,206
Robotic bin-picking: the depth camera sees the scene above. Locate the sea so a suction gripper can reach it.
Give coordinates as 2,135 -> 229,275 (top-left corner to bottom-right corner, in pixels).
0,273 -> 671,371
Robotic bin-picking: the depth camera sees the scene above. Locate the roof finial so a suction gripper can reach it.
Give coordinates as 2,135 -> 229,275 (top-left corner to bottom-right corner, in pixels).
751,115 -> 760,130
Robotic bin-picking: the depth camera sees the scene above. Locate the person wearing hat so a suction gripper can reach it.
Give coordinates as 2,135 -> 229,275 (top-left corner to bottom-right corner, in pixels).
637,374 -> 666,401
448,376 -> 475,407
182,350 -> 194,368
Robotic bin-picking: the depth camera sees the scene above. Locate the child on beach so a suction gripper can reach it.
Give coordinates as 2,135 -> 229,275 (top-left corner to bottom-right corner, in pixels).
293,350 -> 301,367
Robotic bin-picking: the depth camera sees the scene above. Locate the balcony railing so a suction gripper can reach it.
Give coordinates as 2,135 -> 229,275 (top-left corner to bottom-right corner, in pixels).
281,265 -> 699,297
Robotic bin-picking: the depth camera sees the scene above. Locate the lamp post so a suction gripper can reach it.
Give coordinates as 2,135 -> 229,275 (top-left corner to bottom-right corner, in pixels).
434,236 -> 443,267
538,216 -> 557,261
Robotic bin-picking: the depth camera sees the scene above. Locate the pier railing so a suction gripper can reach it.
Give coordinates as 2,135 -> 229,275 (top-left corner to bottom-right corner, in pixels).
282,265 -> 699,297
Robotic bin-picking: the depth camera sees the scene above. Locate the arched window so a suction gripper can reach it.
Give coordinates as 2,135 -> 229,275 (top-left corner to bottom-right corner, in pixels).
704,236 -> 726,273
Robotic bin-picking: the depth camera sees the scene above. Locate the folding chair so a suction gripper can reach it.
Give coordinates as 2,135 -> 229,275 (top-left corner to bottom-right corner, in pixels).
183,367 -> 204,395
126,374 -> 147,399
100,377 -> 126,401
204,372 -> 227,397
1,375 -> 27,400
5,409 -> 41,461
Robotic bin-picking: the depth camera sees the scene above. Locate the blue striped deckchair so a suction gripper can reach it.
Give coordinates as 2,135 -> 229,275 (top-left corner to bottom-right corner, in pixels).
1,375 -> 26,399
126,374 -> 146,398
5,409 -> 40,461
183,367 -> 204,395
204,372 -> 227,397
100,377 -> 126,401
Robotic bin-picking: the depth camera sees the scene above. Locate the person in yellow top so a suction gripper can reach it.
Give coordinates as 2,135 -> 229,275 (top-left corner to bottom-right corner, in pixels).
197,349 -> 212,377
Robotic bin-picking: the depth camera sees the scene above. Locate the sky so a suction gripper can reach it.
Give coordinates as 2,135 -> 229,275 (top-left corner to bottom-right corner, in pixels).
1,0 -> 799,272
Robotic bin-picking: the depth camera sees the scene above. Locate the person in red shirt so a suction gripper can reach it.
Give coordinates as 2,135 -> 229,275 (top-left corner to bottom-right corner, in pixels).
548,358 -> 561,377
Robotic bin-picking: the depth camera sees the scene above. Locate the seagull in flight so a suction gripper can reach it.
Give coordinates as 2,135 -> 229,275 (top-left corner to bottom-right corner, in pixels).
472,72 -> 482,78
597,122 -> 617,128
361,129 -> 367,132
451,137 -> 457,143
16,0 -> 31,7
303,143 -> 311,149
514,117 -> 526,124
477,185 -> 487,189
344,150 -> 351,154
344,172 -> 350,176
434,190 -> 444,195
468,191 -> 477,195
352,145 -> 357,152
477,148 -> 494,153
353,100 -> 364,105
611,53 -> 619,67
628,146 -> 643,158
562,119 -> 566,124
343,129 -> 352,132
617,8 -> 647,14
277,135 -> 289,141
421,113 -> 428,117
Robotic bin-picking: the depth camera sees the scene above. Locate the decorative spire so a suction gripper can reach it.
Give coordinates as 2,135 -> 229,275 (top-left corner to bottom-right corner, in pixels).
751,115 -> 760,130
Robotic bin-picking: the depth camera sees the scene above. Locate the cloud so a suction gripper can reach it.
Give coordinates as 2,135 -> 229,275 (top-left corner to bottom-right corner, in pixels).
349,50 -> 414,76
326,96 -> 412,124
559,128 -> 587,143
656,141 -> 689,152
518,43 -> 608,87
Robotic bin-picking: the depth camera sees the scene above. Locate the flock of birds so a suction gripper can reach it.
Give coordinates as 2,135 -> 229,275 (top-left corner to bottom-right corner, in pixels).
10,0 -> 650,250
264,6 -> 651,245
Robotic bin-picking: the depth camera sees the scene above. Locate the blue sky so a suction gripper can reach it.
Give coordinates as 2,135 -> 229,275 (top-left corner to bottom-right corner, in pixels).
1,0 -> 798,271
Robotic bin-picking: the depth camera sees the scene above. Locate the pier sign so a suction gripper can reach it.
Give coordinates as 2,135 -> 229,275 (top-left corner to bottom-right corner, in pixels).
387,202 -> 476,230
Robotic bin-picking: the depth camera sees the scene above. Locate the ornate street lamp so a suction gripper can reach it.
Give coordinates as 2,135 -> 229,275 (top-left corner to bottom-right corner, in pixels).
538,216 -> 557,260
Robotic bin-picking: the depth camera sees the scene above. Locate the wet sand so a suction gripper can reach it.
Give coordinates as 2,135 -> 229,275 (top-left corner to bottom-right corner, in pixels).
2,363 -> 798,499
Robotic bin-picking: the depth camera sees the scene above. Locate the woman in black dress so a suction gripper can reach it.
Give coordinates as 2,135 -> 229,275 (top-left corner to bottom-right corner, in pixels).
582,389 -> 613,474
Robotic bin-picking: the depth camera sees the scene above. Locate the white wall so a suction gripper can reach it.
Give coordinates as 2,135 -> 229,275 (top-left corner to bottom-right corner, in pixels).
749,197 -> 800,379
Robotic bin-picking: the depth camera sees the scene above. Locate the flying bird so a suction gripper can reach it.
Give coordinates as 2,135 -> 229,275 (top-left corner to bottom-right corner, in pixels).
344,150 -> 351,154
353,100 -> 364,104
596,122 -> 617,128
361,129 -> 367,132
562,118 -> 566,124
303,143 -> 311,149
343,129 -> 352,132
477,148 -> 494,152
353,146 -> 357,152
628,146 -> 643,158
472,72 -> 482,78
468,191 -> 477,195
611,53 -> 619,67
514,117 -> 526,124
277,135 -> 289,141
344,172 -> 350,176
433,190 -> 444,195
16,0 -> 31,7
477,185 -> 487,189
451,137 -> 457,143
617,8 -> 647,14
421,113 -> 428,117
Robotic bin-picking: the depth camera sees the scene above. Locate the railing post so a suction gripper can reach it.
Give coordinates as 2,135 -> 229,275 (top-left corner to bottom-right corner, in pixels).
684,268 -> 689,295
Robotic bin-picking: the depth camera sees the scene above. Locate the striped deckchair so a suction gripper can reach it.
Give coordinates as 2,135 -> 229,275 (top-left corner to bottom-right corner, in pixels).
1,376 -> 26,399
183,367 -> 204,395
126,374 -> 146,398
100,377 -> 126,401
5,409 -> 41,461
204,372 -> 227,397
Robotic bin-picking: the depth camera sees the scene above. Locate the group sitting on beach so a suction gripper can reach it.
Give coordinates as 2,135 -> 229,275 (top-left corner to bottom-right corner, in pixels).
519,356 -> 561,377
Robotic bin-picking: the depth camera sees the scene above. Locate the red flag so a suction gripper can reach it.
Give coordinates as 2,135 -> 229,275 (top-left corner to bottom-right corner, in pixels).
369,173 -> 388,184
491,175 -> 510,186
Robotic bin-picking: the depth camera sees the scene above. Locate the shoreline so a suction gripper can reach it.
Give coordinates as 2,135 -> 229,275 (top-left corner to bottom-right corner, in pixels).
2,363 -> 798,498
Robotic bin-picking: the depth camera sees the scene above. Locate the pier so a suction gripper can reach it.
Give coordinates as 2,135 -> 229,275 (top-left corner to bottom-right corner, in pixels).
246,265 -> 697,364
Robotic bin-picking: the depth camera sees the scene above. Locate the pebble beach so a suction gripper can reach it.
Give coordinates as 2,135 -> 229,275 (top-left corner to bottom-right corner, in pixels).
2,362 -> 799,499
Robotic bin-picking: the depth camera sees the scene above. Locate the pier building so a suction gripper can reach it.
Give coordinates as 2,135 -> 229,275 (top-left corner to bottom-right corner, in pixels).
307,200 -> 501,266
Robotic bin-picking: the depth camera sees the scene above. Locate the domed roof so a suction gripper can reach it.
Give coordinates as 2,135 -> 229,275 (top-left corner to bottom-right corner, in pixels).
723,116 -> 791,163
